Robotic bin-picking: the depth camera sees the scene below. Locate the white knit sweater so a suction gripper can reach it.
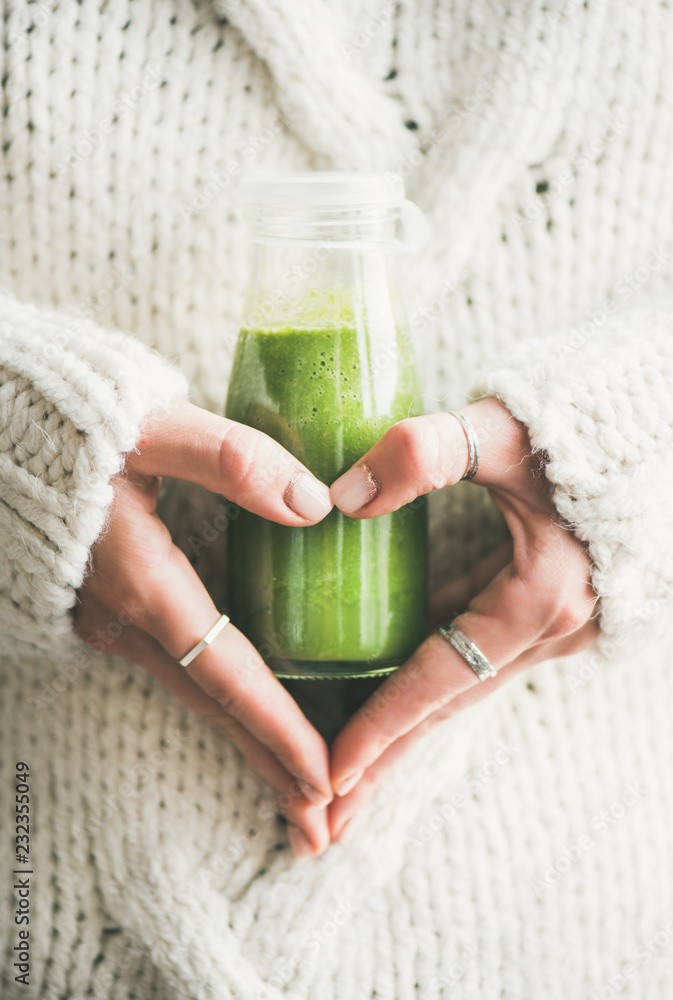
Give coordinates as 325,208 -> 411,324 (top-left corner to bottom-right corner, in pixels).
2,1 -> 673,998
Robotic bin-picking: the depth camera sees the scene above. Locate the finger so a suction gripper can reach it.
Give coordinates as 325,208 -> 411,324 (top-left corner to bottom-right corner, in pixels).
329,632 -> 483,795
86,499 -> 334,810
73,591 -> 330,854
329,617 -> 599,839
331,543 -> 594,791
328,724 -> 428,842
428,539 -> 514,625
443,615 -> 599,711
328,656 -> 531,841
128,399 -> 332,524
329,412 -> 465,517
329,397 -> 535,517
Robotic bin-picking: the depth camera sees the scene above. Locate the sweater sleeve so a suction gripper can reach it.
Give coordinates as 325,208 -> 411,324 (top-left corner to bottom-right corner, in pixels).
0,290 -> 189,655
480,297 -> 673,644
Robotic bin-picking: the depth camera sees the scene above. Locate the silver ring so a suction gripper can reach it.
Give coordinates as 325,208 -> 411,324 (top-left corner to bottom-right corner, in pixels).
178,613 -> 230,667
437,621 -> 497,681
448,410 -> 480,480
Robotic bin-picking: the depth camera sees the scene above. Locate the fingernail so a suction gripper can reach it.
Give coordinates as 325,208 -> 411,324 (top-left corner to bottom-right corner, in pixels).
287,824 -> 314,859
297,780 -> 333,808
334,817 -> 355,844
284,471 -> 333,521
330,463 -> 380,514
335,769 -> 364,797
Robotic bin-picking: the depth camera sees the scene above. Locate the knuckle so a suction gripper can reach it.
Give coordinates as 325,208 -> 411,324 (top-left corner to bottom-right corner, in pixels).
219,425 -> 268,504
115,582 -> 154,637
361,721 -> 400,757
280,801 -> 309,827
544,599 -> 590,640
132,546 -> 186,638
386,417 -> 440,491
131,601 -> 159,640
276,783 -> 314,817
521,540 -> 595,642
202,706 -> 240,741
419,705 -> 457,731
269,742 -> 296,769
201,677 -> 244,721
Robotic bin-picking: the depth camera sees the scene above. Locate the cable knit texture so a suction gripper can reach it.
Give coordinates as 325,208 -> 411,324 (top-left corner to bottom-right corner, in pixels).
0,291 -> 189,656
483,302 -> 673,642
1,1 -> 673,998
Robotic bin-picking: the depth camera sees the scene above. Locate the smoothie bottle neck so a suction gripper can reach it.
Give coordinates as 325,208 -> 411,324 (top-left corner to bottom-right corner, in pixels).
239,171 -> 414,252
240,241 -> 407,335
243,204 -> 401,250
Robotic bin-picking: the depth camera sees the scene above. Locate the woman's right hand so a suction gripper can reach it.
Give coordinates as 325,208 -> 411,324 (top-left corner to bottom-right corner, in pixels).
72,400 -> 334,858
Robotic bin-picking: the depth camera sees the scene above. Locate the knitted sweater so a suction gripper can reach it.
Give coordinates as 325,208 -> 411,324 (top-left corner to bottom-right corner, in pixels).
1,1 -> 673,998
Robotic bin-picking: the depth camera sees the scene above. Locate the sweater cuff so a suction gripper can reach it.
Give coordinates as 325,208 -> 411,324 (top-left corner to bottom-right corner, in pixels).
479,306 -> 673,643
0,294 -> 189,654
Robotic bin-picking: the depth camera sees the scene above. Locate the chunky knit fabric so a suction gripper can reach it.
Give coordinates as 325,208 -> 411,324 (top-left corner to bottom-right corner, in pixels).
0,292 -> 188,656
1,1 -> 673,998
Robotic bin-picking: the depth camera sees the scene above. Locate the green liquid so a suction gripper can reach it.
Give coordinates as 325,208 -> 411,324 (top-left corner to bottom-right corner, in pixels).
225,324 -> 428,678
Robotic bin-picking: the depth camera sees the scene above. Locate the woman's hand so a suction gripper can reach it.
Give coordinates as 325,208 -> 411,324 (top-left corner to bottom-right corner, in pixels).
72,400 -> 334,857
327,397 -> 599,842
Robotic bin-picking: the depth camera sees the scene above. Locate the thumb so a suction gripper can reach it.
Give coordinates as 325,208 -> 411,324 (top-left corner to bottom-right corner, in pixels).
329,398 -> 528,518
126,399 -> 333,525
329,412 -> 464,517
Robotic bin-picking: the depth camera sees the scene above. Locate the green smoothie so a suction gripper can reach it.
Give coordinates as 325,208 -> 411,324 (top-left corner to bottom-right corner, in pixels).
225,322 -> 428,678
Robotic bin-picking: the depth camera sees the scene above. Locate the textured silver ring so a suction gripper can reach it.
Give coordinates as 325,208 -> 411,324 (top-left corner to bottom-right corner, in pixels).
179,613 -> 230,667
437,620 -> 497,681
448,410 -> 480,480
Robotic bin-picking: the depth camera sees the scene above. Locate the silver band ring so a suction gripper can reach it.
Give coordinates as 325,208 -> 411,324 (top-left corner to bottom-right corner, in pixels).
179,613 -> 230,667
448,410 -> 480,480
437,620 -> 497,681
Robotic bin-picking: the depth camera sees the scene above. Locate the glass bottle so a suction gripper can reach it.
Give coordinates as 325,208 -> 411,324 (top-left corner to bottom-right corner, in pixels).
225,172 -> 428,679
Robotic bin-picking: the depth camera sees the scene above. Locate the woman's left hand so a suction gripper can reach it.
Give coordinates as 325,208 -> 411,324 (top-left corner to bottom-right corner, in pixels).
327,397 -> 599,842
